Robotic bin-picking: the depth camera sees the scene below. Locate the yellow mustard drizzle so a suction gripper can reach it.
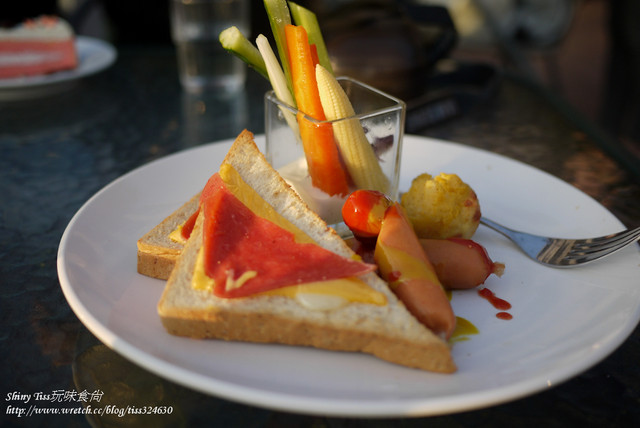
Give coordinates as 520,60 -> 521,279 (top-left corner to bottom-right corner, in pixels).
450,317 -> 479,343
374,243 -> 441,288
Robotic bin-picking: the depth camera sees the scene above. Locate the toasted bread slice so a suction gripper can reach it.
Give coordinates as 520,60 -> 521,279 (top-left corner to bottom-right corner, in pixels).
157,130 -> 456,373
137,192 -> 200,280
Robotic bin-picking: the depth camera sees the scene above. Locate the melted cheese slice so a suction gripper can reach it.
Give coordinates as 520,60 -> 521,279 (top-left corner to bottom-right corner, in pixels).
193,246 -> 386,309
191,163 -> 386,309
219,163 -> 315,244
169,225 -> 187,244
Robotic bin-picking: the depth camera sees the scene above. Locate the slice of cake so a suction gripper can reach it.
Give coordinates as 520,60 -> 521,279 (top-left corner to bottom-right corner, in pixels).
0,16 -> 78,79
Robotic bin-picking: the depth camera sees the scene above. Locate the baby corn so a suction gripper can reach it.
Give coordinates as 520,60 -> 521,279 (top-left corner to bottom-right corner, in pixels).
315,65 -> 389,194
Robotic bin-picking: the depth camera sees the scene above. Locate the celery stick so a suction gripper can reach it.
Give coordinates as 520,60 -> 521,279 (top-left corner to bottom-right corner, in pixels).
288,1 -> 333,74
264,0 -> 293,91
219,26 -> 269,80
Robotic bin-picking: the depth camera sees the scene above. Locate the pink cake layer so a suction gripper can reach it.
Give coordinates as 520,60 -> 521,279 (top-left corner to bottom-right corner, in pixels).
0,39 -> 78,78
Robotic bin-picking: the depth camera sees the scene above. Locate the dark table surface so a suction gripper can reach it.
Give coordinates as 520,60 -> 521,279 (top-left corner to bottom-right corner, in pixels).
1,45 -> 639,428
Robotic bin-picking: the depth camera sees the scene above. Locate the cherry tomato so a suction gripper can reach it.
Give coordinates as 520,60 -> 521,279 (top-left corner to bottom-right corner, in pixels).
342,190 -> 393,241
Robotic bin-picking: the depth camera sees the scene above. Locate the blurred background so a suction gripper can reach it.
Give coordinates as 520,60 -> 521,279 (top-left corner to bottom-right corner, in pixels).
5,0 -> 638,159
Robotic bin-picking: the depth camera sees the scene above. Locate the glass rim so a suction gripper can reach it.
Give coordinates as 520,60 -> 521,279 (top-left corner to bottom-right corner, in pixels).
265,76 -> 406,125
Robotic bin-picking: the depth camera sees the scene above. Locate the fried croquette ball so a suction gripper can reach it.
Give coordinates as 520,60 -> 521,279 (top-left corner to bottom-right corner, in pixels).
400,173 -> 481,239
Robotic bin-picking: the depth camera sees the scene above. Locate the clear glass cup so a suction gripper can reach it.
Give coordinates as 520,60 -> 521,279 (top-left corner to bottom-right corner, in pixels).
170,0 -> 249,94
265,76 -> 406,232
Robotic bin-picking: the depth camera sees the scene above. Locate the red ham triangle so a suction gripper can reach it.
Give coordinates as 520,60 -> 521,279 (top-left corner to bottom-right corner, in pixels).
201,173 -> 375,298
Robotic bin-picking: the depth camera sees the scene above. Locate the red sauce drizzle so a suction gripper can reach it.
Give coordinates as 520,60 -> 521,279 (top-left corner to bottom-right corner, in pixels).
478,288 -> 513,320
496,312 -> 513,320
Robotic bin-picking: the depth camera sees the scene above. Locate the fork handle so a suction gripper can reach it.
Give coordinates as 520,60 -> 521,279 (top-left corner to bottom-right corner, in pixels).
480,217 -> 514,238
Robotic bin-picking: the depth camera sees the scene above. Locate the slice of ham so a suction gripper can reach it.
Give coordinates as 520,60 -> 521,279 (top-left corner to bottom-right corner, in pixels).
201,173 -> 375,298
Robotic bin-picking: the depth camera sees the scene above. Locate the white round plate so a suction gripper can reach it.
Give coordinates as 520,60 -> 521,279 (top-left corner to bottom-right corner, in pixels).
58,135 -> 640,417
0,36 -> 116,100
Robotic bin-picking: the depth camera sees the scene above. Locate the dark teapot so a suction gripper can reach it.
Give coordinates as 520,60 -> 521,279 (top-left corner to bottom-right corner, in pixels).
321,0 -> 457,100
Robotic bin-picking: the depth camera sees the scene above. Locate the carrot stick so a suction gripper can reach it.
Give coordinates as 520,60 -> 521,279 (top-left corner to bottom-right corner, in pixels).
310,44 -> 320,68
285,24 -> 349,196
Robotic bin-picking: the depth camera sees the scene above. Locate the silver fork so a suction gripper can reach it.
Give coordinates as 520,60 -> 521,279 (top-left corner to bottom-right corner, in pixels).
480,217 -> 640,267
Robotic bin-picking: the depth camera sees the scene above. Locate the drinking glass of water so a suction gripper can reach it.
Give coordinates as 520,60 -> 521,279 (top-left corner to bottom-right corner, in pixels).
170,0 -> 249,94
